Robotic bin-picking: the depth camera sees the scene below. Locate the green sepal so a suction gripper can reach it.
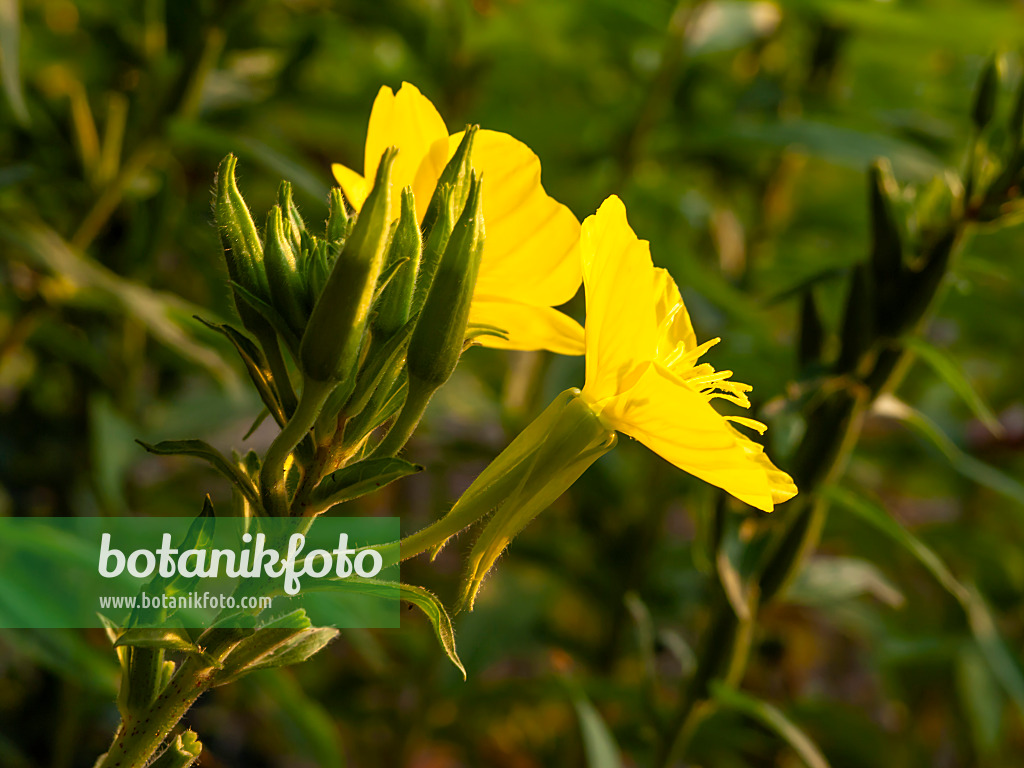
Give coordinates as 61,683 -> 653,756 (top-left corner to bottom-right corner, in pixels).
387,390 -> 609,566
373,187 -> 422,338
420,125 -> 478,245
797,289 -> 824,371
867,158 -> 904,333
453,392 -> 615,612
305,232 -> 331,307
972,54 -> 1000,132
892,228 -> 957,334
326,187 -> 350,243
834,263 -> 875,375
277,180 -> 307,254
263,205 -> 308,336
307,457 -> 422,515
300,148 -> 396,383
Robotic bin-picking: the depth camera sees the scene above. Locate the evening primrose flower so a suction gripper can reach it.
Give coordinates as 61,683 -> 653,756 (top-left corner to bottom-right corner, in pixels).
577,195 -> 797,511
331,82 -> 584,355
404,195 -> 796,610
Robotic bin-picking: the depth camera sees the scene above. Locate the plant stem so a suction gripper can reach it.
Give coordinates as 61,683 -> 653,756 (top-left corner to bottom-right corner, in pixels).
260,378 -> 334,516
98,630 -> 244,768
372,375 -> 435,458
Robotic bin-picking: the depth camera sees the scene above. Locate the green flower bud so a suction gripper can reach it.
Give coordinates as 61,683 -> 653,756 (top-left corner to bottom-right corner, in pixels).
300,147 -> 397,383
264,205 -> 308,336
407,172 -> 484,389
214,154 -> 270,311
277,180 -> 306,255
373,187 -> 421,339
370,176 -> 482,459
326,187 -> 350,244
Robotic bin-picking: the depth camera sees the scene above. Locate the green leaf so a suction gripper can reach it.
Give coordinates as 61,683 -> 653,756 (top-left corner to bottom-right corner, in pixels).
710,682 -> 831,768
0,0 -> 30,126
215,626 -> 338,686
149,730 -> 202,768
956,644 -> 1004,757
785,555 -> 904,609
569,684 -> 623,768
308,458 -> 422,515
3,223 -> 236,386
336,579 -> 464,678
826,485 -> 1024,721
902,337 -> 1003,436
114,628 -> 199,654
873,397 -> 1024,519
137,439 -> 262,511
249,628 -> 339,671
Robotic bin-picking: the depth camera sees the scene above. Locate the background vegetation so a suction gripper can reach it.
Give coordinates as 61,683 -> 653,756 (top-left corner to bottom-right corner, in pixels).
2,0 -> 1024,766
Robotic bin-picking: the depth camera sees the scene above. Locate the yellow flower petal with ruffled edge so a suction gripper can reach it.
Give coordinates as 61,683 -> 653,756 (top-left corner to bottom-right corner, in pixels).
331,83 -> 585,356
601,363 -> 796,512
579,195 -> 797,512
331,82 -> 448,221
469,296 -> 584,355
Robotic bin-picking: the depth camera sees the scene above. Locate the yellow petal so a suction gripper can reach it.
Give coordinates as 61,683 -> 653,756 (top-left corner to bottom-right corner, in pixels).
580,196 -> 658,402
653,267 -> 697,361
601,363 -> 797,512
331,163 -> 370,211
363,83 -> 448,220
469,296 -> 585,355
447,129 -> 581,308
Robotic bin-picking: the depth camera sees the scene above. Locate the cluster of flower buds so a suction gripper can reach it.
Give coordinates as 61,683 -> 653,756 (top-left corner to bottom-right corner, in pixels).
212,127 -> 484,516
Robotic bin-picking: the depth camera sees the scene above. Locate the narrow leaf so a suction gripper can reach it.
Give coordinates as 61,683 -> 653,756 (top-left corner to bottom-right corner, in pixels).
874,397 -> 1024,518
571,687 -> 623,768
308,458 -> 422,514
137,439 -> 262,511
0,0 -> 30,126
827,485 -> 1024,720
711,682 -> 831,768
194,317 -> 287,427
903,336 -> 1002,436
332,579 -> 464,678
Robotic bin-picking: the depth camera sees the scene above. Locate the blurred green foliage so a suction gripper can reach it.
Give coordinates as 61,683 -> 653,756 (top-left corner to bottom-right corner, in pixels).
2,0 -> 1024,766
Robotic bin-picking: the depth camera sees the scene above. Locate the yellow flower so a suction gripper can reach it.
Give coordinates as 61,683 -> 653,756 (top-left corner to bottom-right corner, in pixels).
331,82 -> 584,355
578,196 -> 796,512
